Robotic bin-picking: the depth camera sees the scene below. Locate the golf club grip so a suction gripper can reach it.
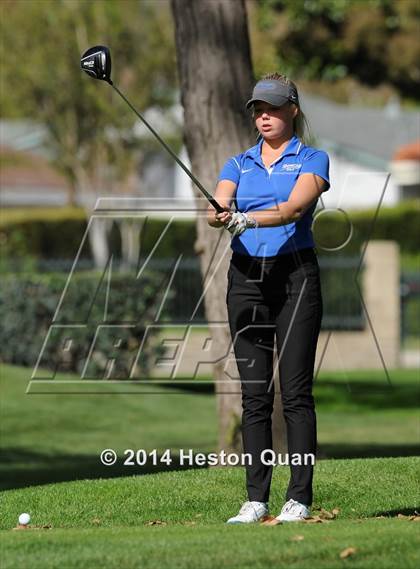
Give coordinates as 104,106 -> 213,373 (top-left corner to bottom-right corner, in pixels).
110,85 -> 225,214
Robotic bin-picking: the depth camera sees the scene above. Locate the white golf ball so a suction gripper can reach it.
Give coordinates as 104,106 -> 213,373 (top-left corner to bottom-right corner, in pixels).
18,513 -> 30,525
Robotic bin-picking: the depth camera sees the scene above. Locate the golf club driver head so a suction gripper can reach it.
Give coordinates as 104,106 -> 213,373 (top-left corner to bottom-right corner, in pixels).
80,45 -> 112,83
79,44 -> 224,213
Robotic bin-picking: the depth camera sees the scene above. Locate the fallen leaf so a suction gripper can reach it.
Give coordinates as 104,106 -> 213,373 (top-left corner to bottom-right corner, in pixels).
291,535 -> 304,541
318,508 -> 336,520
302,516 -> 329,524
91,518 -> 101,525
312,506 -> 339,519
12,525 -> 29,531
260,515 -> 282,526
183,521 -> 196,526
340,547 -> 357,559
13,524 -> 52,531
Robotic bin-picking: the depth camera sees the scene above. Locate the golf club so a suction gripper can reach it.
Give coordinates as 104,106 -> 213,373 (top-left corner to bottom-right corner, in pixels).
80,45 -> 224,214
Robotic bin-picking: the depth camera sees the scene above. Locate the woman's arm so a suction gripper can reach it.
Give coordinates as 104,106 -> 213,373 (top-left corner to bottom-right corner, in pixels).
207,180 -> 237,227
217,173 -> 327,228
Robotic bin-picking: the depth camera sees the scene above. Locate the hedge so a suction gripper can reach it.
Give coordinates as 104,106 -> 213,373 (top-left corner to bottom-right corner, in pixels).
0,269 -> 172,378
0,201 -> 418,261
0,207 -> 197,261
312,200 -> 420,256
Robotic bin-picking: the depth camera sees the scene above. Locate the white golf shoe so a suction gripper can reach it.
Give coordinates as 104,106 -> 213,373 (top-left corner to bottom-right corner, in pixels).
275,498 -> 310,522
226,501 -> 269,524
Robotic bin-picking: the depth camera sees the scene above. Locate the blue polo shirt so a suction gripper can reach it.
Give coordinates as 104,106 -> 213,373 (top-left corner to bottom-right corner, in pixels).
218,135 -> 330,257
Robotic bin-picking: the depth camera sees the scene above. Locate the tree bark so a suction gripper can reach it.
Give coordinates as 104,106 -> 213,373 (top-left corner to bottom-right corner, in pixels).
171,0 -> 286,455
118,218 -> 143,271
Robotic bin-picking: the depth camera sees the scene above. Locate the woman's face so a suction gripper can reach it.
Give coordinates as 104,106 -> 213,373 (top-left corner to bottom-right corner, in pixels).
253,101 -> 297,141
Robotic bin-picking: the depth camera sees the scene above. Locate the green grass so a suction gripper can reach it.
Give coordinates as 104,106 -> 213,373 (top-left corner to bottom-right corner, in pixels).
401,252 -> 420,271
0,364 -> 218,489
403,336 -> 420,350
314,368 -> 419,384
1,364 -> 419,567
313,368 -> 420,458
1,458 -> 419,568
1,364 -> 419,489
1,521 -> 419,569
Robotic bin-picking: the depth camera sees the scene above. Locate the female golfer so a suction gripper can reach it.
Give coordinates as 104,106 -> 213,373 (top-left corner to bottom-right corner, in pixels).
207,74 -> 330,524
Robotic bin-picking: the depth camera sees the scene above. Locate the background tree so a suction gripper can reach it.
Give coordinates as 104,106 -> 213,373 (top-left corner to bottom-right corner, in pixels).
249,0 -> 420,105
171,0 -> 288,455
0,0 -> 177,266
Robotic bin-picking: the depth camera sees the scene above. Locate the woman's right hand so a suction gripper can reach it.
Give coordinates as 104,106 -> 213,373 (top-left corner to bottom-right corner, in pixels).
207,180 -> 237,228
207,205 -> 232,228
215,209 -> 233,225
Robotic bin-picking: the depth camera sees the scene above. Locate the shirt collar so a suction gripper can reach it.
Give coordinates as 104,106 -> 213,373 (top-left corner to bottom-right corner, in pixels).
245,134 -> 303,166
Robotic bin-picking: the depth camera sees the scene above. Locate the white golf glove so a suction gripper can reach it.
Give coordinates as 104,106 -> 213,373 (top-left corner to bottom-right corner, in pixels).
225,211 -> 258,236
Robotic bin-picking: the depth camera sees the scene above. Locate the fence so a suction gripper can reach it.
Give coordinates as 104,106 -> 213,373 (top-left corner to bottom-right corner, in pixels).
400,271 -> 420,346
138,256 -> 365,331
4,255 -> 364,331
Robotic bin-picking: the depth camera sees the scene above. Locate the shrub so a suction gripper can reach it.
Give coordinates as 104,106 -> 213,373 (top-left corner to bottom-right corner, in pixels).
0,202 -> 418,261
0,269 -> 172,378
0,208 -> 197,261
313,200 -> 420,256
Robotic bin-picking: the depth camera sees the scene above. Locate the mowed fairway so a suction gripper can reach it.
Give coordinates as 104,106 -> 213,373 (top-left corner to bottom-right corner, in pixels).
1,364 -> 419,568
1,458 -> 420,569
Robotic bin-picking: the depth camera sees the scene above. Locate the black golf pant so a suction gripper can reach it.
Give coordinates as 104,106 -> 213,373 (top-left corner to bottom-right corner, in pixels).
226,248 -> 322,507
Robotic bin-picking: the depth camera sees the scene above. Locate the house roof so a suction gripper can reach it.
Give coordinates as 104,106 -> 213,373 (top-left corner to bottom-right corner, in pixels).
393,140 -> 420,161
0,145 -> 71,206
300,93 -> 420,165
0,145 -> 70,189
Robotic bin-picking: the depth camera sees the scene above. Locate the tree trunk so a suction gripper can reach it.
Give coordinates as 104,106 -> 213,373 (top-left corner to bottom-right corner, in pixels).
74,162 -> 113,270
171,0 -> 287,455
118,218 -> 143,271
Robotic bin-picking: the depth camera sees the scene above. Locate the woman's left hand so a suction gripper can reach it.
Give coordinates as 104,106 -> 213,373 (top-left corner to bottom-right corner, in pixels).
224,212 -> 257,236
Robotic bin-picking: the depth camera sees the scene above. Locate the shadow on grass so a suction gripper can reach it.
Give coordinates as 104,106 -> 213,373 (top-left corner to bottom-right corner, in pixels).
0,448 -> 207,491
372,508 -> 420,517
158,379 -> 420,408
313,381 -> 420,410
318,443 -> 420,459
143,380 -> 420,407
2,444 -> 420,491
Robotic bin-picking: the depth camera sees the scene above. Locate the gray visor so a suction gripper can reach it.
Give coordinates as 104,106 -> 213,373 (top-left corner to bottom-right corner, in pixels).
246,80 -> 299,109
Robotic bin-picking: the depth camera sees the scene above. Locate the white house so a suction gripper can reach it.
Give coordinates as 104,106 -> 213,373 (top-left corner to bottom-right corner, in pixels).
1,93 -> 419,213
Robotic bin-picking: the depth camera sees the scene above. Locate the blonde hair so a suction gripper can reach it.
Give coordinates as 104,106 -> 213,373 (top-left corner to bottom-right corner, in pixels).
252,72 -> 311,145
